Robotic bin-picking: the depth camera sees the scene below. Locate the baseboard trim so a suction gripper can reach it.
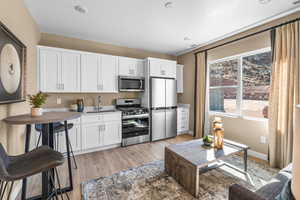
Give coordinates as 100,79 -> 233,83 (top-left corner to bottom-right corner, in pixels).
248,150 -> 268,161
73,143 -> 121,156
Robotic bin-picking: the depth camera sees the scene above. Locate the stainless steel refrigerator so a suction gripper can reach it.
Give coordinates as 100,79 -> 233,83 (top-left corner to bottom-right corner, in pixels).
150,78 -> 177,141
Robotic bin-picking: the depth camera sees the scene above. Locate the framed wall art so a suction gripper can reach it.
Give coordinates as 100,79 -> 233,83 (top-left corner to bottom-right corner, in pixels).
0,21 -> 26,104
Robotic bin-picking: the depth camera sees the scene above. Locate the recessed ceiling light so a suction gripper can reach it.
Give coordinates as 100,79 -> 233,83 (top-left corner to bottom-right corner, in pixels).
74,4 -> 88,14
191,44 -> 198,48
184,37 -> 191,41
164,2 -> 173,8
259,0 -> 271,4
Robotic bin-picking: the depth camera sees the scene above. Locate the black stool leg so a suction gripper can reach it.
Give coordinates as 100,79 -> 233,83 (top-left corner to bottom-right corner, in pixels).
54,168 -> 70,200
7,181 -> 14,199
64,121 -> 73,192
48,170 -> 59,200
0,181 -> 14,200
22,124 -> 31,200
68,140 -> 78,169
36,132 -> 41,148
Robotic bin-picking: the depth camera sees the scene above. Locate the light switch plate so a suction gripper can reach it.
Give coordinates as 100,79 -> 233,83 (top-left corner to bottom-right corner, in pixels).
57,97 -> 61,105
260,136 -> 267,144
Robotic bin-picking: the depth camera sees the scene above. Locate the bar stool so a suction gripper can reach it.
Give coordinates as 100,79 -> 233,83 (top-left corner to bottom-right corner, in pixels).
0,143 -> 68,199
35,122 -> 78,169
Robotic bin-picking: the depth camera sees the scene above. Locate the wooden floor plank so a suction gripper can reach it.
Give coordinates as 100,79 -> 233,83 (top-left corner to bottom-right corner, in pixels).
17,134 -> 265,200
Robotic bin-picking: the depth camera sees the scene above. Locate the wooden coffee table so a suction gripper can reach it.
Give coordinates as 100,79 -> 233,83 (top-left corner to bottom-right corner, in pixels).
165,138 -> 249,197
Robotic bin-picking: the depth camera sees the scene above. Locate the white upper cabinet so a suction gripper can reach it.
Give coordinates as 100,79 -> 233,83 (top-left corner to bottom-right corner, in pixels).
81,53 -> 99,92
177,64 -> 184,93
61,52 -> 81,92
39,47 -> 80,93
148,58 -> 176,78
136,59 -> 145,77
81,53 -> 118,93
99,54 -> 118,92
118,57 -> 144,77
39,49 -> 61,92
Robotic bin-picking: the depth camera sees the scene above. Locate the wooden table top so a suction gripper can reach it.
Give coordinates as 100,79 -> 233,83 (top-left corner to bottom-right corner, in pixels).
3,112 -> 82,125
166,139 -> 249,167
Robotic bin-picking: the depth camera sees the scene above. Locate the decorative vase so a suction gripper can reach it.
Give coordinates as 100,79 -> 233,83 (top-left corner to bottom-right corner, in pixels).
31,107 -> 43,117
212,117 -> 224,149
77,99 -> 84,112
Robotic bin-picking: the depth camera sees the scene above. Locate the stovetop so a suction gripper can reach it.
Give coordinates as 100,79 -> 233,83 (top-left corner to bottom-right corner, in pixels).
117,106 -> 148,116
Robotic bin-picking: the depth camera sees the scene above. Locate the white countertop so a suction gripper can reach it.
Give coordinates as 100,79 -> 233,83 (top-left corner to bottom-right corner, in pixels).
178,104 -> 190,108
44,106 -> 121,114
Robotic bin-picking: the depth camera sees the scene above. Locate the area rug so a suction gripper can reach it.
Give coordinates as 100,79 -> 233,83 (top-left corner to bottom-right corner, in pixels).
81,155 -> 279,200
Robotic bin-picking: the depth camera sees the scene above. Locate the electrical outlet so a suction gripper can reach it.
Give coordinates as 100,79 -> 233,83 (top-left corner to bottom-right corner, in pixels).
57,97 -> 61,105
260,136 -> 267,144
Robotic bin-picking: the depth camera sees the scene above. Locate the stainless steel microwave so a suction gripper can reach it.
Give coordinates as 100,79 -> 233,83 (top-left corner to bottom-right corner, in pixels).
118,76 -> 145,92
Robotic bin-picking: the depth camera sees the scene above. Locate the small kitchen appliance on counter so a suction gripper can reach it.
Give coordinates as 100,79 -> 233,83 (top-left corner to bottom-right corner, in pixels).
116,98 -> 150,147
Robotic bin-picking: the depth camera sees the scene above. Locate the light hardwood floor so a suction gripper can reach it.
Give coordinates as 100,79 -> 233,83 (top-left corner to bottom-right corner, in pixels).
20,134 -> 267,200
21,134 -> 193,200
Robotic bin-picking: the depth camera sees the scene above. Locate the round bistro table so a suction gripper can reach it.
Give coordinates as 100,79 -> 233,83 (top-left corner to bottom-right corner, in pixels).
3,112 -> 81,200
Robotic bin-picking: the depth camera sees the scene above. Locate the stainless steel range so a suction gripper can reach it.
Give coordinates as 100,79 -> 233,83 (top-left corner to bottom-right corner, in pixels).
116,99 -> 150,147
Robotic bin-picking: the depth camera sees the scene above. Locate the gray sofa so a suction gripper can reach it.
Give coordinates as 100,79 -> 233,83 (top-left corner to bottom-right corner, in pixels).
229,164 -> 292,200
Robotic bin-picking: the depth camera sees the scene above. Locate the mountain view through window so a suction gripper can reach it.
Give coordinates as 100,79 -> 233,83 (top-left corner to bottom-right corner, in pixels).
209,49 -> 272,119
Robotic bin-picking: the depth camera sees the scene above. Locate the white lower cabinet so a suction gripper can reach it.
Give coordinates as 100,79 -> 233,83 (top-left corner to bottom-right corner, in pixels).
34,112 -> 122,155
82,123 -> 105,149
57,124 -> 81,153
81,112 -> 122,151
103,121 -> 122,146
177,106 -> 190,134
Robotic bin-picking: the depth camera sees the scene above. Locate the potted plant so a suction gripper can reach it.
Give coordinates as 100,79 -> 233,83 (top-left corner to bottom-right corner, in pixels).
28,92 -> 48,117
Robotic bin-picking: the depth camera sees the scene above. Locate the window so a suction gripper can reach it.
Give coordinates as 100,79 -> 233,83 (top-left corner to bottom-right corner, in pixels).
208,48 -> 272,119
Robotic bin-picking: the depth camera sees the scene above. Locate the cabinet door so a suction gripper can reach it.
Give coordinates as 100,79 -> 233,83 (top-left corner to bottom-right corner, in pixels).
161,61 -> 176,78
176,65 -> 183,93
166,109 -> 177,138
118,57 -> 137,76
149,59 -> 162,77
136,59 -> 145,77
82,124 -> 103,150
99,54 -> 118,92
39,49 -> 61,92
151,109 -> 166,141
81,53 -> 99,92
103,121 -> 121,146
58,125 -> 81,153
61,52 -> 81,92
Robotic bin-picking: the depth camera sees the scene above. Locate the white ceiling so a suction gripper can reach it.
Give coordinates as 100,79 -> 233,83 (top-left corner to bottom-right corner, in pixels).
24,0 -> 300,55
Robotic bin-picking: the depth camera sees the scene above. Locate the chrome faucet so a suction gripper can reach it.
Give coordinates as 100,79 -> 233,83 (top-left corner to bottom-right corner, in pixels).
97,96 -> 102,111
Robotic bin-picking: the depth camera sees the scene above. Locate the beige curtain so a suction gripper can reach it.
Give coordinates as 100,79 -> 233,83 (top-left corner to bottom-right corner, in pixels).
194,52 -> 207,138
269,21 -> 300,168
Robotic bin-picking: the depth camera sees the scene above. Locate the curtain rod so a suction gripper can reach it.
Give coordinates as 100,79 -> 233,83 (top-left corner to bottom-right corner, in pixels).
194,16 -> 300,55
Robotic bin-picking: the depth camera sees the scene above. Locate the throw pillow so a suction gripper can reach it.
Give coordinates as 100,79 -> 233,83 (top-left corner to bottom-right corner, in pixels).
276,179 -> 296,200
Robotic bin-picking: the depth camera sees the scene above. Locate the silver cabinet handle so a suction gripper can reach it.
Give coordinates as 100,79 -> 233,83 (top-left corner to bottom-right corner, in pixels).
62,84 -> 64,90
140,80 -> 143,89
98,84 -> 103,90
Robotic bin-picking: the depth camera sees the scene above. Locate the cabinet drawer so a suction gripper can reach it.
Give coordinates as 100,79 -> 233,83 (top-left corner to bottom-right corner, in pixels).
82,112 -> 121,124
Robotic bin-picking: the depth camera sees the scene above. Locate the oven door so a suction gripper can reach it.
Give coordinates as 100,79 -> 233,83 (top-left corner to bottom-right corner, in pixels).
119,76 -> 145,92
121,117 -> 150,147
122,117 -> 149,138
